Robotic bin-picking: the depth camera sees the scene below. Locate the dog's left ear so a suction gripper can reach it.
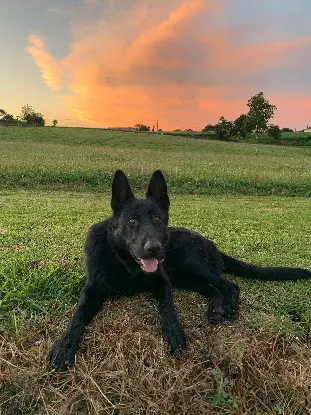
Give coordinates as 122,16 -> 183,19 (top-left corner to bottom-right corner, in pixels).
146,170 -> 170,212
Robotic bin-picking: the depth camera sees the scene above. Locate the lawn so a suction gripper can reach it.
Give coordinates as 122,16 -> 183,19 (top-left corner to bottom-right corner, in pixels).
1,128 -> 311,414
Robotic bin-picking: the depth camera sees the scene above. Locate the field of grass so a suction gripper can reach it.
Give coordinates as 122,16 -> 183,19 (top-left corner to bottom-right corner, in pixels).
1,127 -> 311,414
1,127 -> 311,196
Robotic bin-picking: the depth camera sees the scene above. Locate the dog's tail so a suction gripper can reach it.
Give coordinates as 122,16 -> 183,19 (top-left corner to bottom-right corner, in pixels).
221,253 -> 311,281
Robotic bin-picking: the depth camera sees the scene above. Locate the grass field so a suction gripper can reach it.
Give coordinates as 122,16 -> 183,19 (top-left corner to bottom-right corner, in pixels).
1,127 -> 311,414
1,127 -> 311,196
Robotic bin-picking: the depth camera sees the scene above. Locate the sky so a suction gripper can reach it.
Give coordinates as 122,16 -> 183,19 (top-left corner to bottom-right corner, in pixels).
1,0 -> 311,130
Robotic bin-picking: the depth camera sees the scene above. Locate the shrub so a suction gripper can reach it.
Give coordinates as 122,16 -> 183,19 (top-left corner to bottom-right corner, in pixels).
214,117 -> 234,140
267,124 -> 281,141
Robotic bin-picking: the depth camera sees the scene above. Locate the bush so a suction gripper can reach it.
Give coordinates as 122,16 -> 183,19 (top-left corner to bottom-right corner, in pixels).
214,117 -> 234,140
267,124 -> 281,141
233,114 -> 253,138
135,124 -> 150,132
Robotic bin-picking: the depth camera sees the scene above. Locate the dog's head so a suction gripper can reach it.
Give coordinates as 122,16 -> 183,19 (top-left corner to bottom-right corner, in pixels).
111,170 -> 170,273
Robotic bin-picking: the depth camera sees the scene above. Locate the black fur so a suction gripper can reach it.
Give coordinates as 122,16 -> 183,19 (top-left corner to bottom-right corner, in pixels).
49,170 -> 311,370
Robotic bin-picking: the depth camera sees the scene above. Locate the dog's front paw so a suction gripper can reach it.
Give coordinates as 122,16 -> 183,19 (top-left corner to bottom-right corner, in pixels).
164,324 -> 187,354
48,338 -> 77,371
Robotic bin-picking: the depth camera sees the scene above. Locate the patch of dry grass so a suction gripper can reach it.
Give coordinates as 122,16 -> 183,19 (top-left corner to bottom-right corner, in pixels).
1,293 -> 311,414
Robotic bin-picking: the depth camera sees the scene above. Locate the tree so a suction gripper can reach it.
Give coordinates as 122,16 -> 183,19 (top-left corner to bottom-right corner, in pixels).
233,114 -> 253,138
3,113 -> 14,122
32,113 -> 45,126
21,105 -> 35,121
53,119 -> 58,127
247,92 -> 276,133
0,109 -> 15,124
20,105 -> 45,126
214,116 -> 234,140
281,127 -> 294,133
135,123 -> 150,132
267,124 -> 281,141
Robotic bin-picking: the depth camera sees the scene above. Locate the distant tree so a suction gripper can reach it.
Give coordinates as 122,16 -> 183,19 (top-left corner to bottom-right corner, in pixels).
3,113 -> 14,122
52,119 -> 58,127
267,124 -> 281,141
247,92 -> 276,134
0,109 -> 15,124
202,124 -> 215,132
31,112 -> 45,126
281,127 -> 294,133
3,113 -> 14,120
214,116 -> 234,140
135,123 -> 150,132
20,105 -> 35,121
20,105 -> 45,126
232,113 -> 254,138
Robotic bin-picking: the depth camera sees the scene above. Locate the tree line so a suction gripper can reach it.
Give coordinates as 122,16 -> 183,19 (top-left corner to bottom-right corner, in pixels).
134,93 -> 291,140
0,93 -> 295,136
0,105 -> 58,127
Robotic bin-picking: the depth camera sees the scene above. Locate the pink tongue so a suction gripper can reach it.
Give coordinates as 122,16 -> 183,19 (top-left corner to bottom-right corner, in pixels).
141,258 -> 159,273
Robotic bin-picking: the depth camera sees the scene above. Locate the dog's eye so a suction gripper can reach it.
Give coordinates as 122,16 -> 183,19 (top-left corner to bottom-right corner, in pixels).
153,216 -> 161,223
128,218 -> 137,225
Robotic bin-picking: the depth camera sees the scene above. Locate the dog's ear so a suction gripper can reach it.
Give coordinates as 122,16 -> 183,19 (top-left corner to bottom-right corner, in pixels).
146,170 -> 170,212
111,170 -> 135,213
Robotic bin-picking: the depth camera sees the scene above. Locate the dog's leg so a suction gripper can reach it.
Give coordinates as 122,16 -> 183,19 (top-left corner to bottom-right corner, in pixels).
221,279 -> 240,321
208,277 -> 239,321
152,272 -> 187,354
49,282 -> 109,371
183,262 -> 240,322
189,284 -> 228,324
203,276 -> 239,321
176,280 -> 230,324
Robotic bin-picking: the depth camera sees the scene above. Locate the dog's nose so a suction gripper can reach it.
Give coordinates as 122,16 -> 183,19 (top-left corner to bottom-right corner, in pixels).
144,240 -> 162,256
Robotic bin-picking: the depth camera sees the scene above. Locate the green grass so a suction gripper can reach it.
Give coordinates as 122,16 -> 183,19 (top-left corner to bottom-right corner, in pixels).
1,127 -> 311,195
1,190 -> 311,339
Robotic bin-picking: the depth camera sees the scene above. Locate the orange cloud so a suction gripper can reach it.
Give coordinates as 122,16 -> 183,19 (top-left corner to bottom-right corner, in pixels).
228,38 -> 311,73
27,34 -> 63,92
27,0 -> 311,129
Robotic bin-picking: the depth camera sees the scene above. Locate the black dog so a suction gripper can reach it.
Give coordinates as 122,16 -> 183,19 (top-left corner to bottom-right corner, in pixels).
49,170 -> 311,370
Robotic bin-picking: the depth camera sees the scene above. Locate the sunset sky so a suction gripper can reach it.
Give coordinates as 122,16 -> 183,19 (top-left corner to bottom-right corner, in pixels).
1,0 -> 311,130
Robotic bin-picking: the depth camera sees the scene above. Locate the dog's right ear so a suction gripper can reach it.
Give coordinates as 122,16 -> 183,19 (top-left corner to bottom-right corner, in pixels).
111,170 -> 135,213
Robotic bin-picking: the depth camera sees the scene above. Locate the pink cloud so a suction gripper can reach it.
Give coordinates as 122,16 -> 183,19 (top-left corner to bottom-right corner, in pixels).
27,0 -> 311,129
